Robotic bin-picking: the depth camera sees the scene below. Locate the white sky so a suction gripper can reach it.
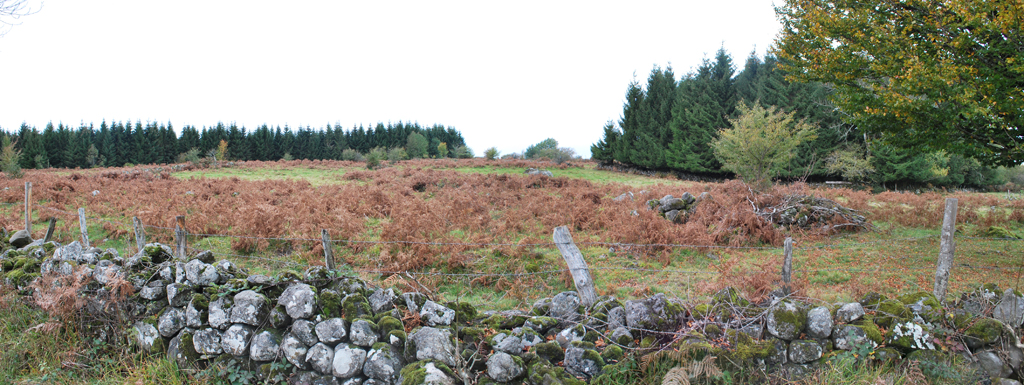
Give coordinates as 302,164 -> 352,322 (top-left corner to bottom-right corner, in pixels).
0,1 -> 782,158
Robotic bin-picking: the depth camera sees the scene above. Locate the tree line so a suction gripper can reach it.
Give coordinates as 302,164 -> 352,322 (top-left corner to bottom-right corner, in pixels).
591,48 -> 1007,188
0,121 -> 468,169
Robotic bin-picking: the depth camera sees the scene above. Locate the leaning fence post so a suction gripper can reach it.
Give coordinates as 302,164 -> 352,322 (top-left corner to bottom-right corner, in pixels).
781,237 -> 794,295
322,229 -> 336,270
175,216 -> 187,260
43,217 -> 56,243
553,226 -> 597,307
78,208 -> 90,248
133,216 -> 146,252
24,182 -> 31,233
933,198 -> 959,303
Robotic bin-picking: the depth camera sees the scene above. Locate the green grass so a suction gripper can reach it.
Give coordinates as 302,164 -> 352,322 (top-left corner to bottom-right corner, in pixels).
447,164 -> 695,187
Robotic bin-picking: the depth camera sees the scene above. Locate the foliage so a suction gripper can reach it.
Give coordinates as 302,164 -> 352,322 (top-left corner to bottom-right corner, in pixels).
452,145 -> 473,159
366,147 -> 386,169
280,152 -> 294,161
437,142 -> 448,158
775,0 -> 1024,166
386,147 -> 407,165
524,138 -> 558,159
341,148 -> 364,161
406,132 -> 428,159
712,102 -> 817,189
826,143 -> 874,183
483,147 -> 500,160
535,147 -> 577,165
1,135 -> 22,178
590,121 -> 619,164
216,139 -> 229,162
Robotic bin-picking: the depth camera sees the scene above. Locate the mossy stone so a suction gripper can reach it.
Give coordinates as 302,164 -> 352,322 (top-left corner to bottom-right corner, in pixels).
640,336 -> 657,349
875,299 -> 911,327
583,330 -> 601,343
854,316 -> 885,344
906,349 -> 951,366
377,316 -> 403,336
399,360 -> 457,385
500,314 -> 529,330
191,294 -> 209,310
387,330 -> 407,346
692,303 -> 711,319
459,326 -> 486,345
600,345 -> 623,362
964,317 -> 1003,348
859,292 -> 886,308
318,289 -> 343,318
445,301 -> 478,323
534,341 -> 564,363
341,293 -> 372,322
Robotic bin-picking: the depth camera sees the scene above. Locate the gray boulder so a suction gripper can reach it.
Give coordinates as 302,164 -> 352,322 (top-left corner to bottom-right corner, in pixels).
835,302 -> 865,323
788,340 -> 823,364
549,291 -> 582,325
564,344 -> 604,379
185,299 -> 208,328
158,307 -> 186,338
281,333 -> 310,369
994,289 -> 1024,328
140,280 -> 167,300
209,295 -> 233,330
806,307 -> 833,339
280,283 -> 319,319
222,323 -> 255,356
166,283 -> 193,307
230,290 -> 269,326
420,301 -> 455,326
132,321 -> 161,352
315,318 -> 349,345
403,293 -> 428,313
369,288 -> 399,315
977,350 -> 1013,378
193,328 -> 224,355
625,293 -> 683,332
767,301 -> 806,341
364,344 -> 403,384
250,329 -> 282,361
293,319 -> 320,347
833,325 -> 870,351
9,229 -> 32,248
349,319 -> 378,347
333,344 -> 368,379
307,342 -> 335,375
408,327 -> 456,366
184,259 -> 219,286
55,241 -> 83,262
493,333 -> 524,356
487,352 -> 524,383
607,306 -> 626,330
167,329 -> 200,369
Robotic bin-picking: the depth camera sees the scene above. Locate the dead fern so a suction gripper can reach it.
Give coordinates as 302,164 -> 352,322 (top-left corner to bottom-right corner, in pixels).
661,355 -> 723,385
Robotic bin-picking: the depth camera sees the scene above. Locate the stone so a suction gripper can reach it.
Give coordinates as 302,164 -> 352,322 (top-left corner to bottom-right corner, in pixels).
55,241 -> 83,262
167,329 -> 200,369
606,306 -> 626,330
806,306 -> 833,340
269,305 -> 291,329
419,301 -> 455,327
184,259 -> 218,286
281,333 -> 310,369
9,229 -> 32,248
307,342 -> 335,375
364,344 -> 403,384
293,319 -> 320,347
411,362 -> 457,385
408,327 -> 457,366
549,291 -> 582,326
664,210 -> 682,222
977,350 -> 1013,378
230,290 -> 269,326
250,329 -> 282,361
166,283 -> 193,307
174,262 -> 187,284
158,307 -> 186,338
139,280 -> 166,300
887,321 -> 935,350
996,379 -> 1023,385
403,293 -> 427,313
993,289 -> 1024,328
493,333 -> 524,356
280,283 -> 318,319
93,261 -> 122,285
767,301 -> 806,341
833,325 -> 870,351
788,340 -> 823,364
315,318 -> 348,345
349,319 -> 378,347
555,326 -> 584,348
185,299 -> 208,328
564,344 -> 604,379
487,352 -> 524,383
612,192 -> 633,202
222,323 -> 255,356
625,293 -> 683,333
132,321 -> 161,352
610,327 -> 633,347
333,344 -> 368,379
369,288 -> 399,315
209,295 -> 233,330
193,328 -> 224,355
835,302 -> 865,323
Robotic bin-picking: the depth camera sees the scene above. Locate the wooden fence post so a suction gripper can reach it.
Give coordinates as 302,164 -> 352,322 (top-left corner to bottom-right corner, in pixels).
933,198 -> 959,303
781,237 -> 794,295
43,217 -> 56,243
322,229 -> 336,270
78,208 -> 90,248
24,182 -> 31,233
175,216 -> 187,260
553,226 -> 597,307
133,217 -> 146,252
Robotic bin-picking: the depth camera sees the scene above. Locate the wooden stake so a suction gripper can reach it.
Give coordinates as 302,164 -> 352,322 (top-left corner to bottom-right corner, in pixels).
553,226 -> 597,307
322,229 -> 335,270
133,216 -> 146,253
175,215 -> 187,260
78,208 -> 90,248
43,217 -> 56,243
933,198 -> 959,303
23,182 -> 31,233
782,237 -> 794,295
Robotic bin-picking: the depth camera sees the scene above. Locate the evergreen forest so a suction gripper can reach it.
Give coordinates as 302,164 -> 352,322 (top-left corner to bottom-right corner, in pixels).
0,121 -> 467,169
591,49 -> 1006,188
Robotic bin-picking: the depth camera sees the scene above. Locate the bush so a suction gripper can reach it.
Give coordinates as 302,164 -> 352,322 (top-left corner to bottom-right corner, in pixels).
341,148 -> 364,161
366,147 -> 387,169
387,147 -> 408,165
406,132 -> 428,159
453,145 -> 473,159
536,147 -> 577,164
712,102 -> 816,190
281,152 -> 294,161
525,138 -> 558,159
484,147 -> 500,160
1,136 -> 23,179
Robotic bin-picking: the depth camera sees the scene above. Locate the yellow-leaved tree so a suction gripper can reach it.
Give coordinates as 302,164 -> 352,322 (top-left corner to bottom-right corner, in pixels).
712,102 -> 817,190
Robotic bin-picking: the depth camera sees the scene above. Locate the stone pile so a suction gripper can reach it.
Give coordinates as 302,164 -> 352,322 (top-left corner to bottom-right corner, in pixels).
646,192 -> 709,223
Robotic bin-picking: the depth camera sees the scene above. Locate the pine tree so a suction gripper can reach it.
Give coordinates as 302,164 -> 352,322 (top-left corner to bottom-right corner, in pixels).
666,48 -> 736,173
590,121 -> 620,164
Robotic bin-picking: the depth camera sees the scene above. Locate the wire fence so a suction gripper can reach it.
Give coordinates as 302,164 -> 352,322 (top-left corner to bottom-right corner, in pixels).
13,199 -> 1024,309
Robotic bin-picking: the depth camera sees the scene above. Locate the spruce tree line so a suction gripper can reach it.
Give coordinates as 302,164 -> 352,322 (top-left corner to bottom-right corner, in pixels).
592,49 -> 1004,187
0,121 -> 467,169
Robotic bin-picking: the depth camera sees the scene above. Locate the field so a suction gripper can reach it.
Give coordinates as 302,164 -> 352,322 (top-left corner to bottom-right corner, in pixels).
1,158 -> 1021,310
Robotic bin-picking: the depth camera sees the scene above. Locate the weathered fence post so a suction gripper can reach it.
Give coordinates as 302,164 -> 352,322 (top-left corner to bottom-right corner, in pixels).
933,198 -> 959,303
322,229 -> 336,270
133,216 -> 146,252
553,226 -> 597,307
43,217 -> 56,243
781,237 -> 794,295
24,182 -> 31,233
78,208 -> 90,248
175,216 -> 187,260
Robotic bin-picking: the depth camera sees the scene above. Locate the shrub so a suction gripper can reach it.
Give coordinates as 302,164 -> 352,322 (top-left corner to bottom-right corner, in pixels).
366,147 -> 387,169
712,102 -> 816,190
1,136 -> 23,179
525,138 -> 558,159
535,147 -> 577,164
406,132 -> 428,159
453,145 -> 473,159
484,147 -> 500,160
341,148 -> 364,161
387,147 -> 408,165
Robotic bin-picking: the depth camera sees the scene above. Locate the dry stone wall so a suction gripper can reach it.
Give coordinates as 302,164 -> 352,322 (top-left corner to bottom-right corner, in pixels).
2,232 -> 1024,384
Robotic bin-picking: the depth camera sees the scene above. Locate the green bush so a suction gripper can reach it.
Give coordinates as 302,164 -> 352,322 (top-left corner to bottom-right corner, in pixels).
484,147 -> 500,160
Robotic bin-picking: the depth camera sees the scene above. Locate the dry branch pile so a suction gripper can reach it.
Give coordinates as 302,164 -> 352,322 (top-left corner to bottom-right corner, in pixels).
753,194 -> 870,231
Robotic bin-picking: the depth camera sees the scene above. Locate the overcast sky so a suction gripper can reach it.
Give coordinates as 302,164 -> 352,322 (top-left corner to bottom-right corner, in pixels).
0,1 -> 782,158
